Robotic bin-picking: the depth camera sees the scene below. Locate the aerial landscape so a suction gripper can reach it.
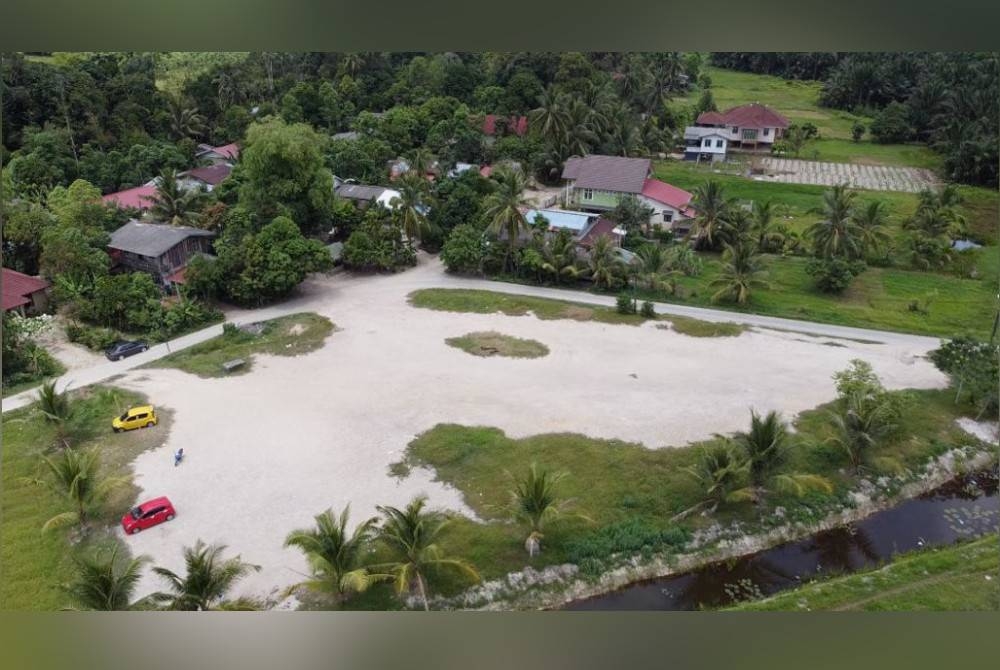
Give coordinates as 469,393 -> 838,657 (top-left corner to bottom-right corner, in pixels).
1,51 -> 997,612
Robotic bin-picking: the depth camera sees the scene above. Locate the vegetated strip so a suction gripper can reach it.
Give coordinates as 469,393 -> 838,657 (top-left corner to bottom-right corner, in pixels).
445,331 -> 550,358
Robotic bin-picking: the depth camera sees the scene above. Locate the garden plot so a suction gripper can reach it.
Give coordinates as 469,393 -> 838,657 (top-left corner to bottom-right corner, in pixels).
755,158 -> 938,193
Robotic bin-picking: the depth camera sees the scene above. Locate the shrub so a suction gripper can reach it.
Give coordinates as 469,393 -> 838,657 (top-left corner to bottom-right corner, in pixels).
566,519 -> 690,564
440,224 -> 486,274
640,301 -> 656,318
870,102 -> 912,144
65,322 -> 122,351
616,293 -> 637,315
805,257 -> 866,293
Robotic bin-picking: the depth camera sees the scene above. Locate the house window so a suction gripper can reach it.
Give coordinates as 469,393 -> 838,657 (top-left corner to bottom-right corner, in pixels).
763,128 -> 770,136
732,127 -> 739,134
703,138 -> 711,147
715,139 -> 723,148
582,188 -> 593,200
663,211 -> 673,223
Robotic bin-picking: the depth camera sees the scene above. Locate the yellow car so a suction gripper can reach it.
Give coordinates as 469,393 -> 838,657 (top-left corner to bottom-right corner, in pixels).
112,405 -> 158,433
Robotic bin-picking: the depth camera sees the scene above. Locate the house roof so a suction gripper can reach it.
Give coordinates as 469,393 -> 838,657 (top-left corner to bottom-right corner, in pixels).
684,126 -> 729,140
641,179 -> 696,217
561,155 -> 652,193
108,221 -> 215,258
185,164 -> 232,186
2,268 -> 50,311
698,103 -> 789,129
210,142 -> 240,160
102,185 -> 158,210
483,114 -> 528,137
335,183 -> 388,202
578,217 -> 625,247
695,111 -> 727,126
522,208 -> 595,233
332,131 -> 360,141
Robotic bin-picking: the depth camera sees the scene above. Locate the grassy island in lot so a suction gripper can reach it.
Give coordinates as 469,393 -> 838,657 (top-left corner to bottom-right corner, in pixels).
0,386 -> 167,610
148,313 -> 334,378
342,387 -> 990,609
445,332 -> 550,358
726,534 -> 999,611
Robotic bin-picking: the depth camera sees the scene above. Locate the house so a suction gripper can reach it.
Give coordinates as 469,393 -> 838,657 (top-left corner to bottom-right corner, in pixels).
333,180 -> 402,210
178,164 -> 232,192
107,221 -> 215,288
482,114 -> 528,137
686,103 -> 789,153
561,155 -> 695,231
521,208 -> 626,249
102,184 -> 158,212
2,267 -> 50,314
447,162 -> 480,179
195,142 -> 240,165
683,127 -> 729,162
388,157 -> 439,181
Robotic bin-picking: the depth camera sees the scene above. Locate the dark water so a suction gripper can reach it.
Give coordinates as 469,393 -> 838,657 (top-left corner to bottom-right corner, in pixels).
564,469 -> 999,610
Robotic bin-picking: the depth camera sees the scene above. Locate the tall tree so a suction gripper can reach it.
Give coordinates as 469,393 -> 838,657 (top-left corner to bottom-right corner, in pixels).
483,167 -> 531,271
710,240 -> 770,305
150,541 -> 261,611
149,169 -> 209,227
284,506 -> 381,601
807,184 -> 862,259
29,448 -> 128,533
372,496 -> 480,611
64,544 -> 152,611
689,180 -> 732,249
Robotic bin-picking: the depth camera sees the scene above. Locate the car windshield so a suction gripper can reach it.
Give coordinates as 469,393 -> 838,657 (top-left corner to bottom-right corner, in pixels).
119,412 -> 129,421
129,507 -> 142,520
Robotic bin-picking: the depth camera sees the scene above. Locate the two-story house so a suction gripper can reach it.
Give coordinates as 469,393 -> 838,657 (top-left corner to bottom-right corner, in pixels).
560,155 -> 696,231
683,103 -> 789,160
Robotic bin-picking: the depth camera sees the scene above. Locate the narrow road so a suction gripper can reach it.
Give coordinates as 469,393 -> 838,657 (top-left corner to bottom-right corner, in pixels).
1,256 -> 943,414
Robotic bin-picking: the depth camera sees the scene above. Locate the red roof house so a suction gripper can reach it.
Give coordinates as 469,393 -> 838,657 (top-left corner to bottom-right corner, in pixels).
640,179 -> 696,218
102,185 -> 158,211
2,268 -> 51,313
483,115 -> 528,137
694,103 -> 789,148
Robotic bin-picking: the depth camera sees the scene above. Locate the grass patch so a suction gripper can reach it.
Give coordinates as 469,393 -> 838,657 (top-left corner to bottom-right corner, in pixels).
2,360 -> 67,398
659,316 -> 746,338
727,534 -> 999,611
446,331 -> 550,358
409,289 -> 649,326
386,388 -> 984,592
148,313 -> 335,378
1,385 -> 170,610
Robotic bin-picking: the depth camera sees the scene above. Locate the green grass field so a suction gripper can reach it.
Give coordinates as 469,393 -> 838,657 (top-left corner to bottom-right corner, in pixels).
148,313 -> 334,378
445,331 -> 550,358
0,386 -> 167,610
727,534 -> 999,611
674,66 -> 942,168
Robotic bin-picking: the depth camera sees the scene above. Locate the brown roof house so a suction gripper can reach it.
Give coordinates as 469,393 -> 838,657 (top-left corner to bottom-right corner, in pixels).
560,155 -> 696,232
108,221 -> 215,289
685,103 -> 790,159
2,268 -> 51,314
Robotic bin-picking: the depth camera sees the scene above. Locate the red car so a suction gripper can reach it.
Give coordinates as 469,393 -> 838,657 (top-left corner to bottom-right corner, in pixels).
122,496 -> 176,534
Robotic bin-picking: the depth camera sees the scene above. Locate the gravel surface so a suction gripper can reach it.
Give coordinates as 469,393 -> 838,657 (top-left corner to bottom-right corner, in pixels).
108,258 -> 949,604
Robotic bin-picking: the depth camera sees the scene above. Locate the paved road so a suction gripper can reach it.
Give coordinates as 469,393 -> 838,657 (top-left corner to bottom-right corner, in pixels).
1,256 -> 943,414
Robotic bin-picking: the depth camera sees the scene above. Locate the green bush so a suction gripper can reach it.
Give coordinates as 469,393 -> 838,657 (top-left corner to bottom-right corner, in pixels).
440,224 -> 486,274
616,293 -> 637,315
65,322 -> 122,351
640,301 -> 656,318
566,519 -> 691,564
805,257 -> 866,293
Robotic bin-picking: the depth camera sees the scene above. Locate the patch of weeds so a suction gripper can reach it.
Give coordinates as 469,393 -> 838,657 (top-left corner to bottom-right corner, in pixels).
388,461 -> 411,479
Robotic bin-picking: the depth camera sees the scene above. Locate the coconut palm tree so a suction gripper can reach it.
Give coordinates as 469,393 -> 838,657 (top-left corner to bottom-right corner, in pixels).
733,410 -> 832,499
392,172 -> 433,245
372,496 -> 480,611
585,234 -> 625,289
37,380 -> 75,447
64,544 -> 152,611
540,231 -> 582,284
807,185 -> 862,259
751,200 -> 785,253
824,391 -> 898,473
710,240 -> 770,305
406,148 -> 436,179
284,506 -> 382,600
483,167 -> 531,271
677,442 -> 754,518
530,87 -> 569,147
850,200 -> 892,259
690,180 -> 733,249
150,541 -> 261,611
29,448 -> 128,533
509,463 -> 588,556
167,96 -> 206,141
149,169 -> 209,227
633,243 -> 680,294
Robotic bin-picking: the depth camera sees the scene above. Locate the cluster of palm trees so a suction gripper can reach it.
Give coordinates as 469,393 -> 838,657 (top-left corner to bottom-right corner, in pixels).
806,184 -> 891,262
530,84 -> 672,180
901,185 -> 967,270
65,540 -> 261,611
678,410 -> 833,518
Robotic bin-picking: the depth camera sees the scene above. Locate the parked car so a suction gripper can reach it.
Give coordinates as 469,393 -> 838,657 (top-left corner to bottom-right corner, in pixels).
105,340 -> 148,361
122,496 -> 176,534
112,405 -> 158,432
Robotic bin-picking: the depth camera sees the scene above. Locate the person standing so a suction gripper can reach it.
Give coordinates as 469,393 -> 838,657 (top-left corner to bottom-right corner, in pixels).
174,448 -> 184,467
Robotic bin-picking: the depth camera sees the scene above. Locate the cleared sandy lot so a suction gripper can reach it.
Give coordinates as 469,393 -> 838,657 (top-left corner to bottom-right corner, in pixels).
115,263 -> 948,603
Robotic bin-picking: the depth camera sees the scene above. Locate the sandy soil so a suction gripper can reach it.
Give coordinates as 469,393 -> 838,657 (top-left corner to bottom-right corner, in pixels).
113,264 -> 948,604
33,317 -> 106,372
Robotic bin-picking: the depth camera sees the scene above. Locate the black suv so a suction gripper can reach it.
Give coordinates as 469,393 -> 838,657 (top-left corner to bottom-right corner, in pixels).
105,340 -> 149,361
